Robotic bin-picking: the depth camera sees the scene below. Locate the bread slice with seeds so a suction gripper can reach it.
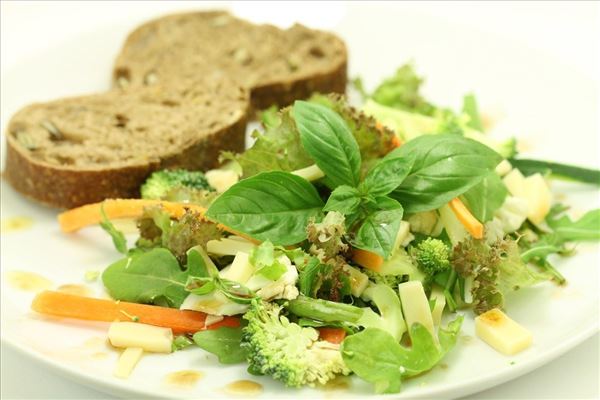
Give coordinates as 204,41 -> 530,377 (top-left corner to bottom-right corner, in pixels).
4,76 -> 249,208
113,11 -> 347,110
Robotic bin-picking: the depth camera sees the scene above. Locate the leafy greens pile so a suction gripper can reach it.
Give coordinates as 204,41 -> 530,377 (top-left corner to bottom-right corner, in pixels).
96,63 -> 600,394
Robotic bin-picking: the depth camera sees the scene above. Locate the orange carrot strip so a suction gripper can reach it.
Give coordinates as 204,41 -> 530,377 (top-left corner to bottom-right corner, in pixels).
448,198 -> 484,239
351,248 -> 384,272
57,198 -> 258,243
318,327 -> 346,344
58,199 -> 206,233
31,291 -> 239,334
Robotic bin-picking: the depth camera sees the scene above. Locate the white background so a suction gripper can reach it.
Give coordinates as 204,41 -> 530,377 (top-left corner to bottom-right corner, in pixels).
1,1 -> 599,399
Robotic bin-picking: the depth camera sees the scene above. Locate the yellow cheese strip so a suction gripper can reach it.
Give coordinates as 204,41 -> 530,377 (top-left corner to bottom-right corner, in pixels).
398,281 -> 435,338
430,288 -> 446,326
114,347 -> 144,379
475,309 -> 532,355
108,322 -> 173,353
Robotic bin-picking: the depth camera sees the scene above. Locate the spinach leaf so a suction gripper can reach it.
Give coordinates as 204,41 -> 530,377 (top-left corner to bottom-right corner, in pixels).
206,171 -> 324,245
323,185 -> 362,214
341,317 -> 463,394
388,134 -> 503,213
359,155 -> 414,197
462,93 -> 483,131
193,327 -> 247,364
102,248 -> 188,308
461,171 -> 508,222
99,205 -> 127,254
294,101 -> 361,188
351,197 -> 404,259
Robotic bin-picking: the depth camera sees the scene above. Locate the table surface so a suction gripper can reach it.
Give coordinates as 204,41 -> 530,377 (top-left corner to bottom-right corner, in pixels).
1,1 -> 599,399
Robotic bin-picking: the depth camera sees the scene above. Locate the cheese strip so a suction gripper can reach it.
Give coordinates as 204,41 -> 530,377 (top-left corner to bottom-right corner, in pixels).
114,347 -> 144,379
475,309 -> 532,355
108,322 -> 173,353
398,281 -> 435,338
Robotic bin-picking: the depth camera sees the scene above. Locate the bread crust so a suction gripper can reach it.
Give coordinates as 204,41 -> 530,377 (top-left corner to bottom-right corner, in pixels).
4,111 -> 247,209
250,60 -> 347,111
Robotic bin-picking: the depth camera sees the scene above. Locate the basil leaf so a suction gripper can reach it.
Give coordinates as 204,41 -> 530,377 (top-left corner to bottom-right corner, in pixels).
461,172 -> 508,222
359,155 -> 415,197
193,327 -> 247,364
206,171 -> 324,245
294,101 -> 361,188
323,185 -> 362,214
102,248 -> 188,308
388,134 -> 503,213
351,197 -> 404,259
99,205 -> 127,254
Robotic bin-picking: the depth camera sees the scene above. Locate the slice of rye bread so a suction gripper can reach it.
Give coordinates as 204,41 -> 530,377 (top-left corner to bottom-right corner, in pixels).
4,76 -> 249,208
113,11 -> 348,110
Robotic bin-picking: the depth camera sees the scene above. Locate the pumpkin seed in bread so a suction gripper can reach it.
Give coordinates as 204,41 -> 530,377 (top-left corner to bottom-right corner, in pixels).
113,11 -> 347,110
4,76 -> 249,208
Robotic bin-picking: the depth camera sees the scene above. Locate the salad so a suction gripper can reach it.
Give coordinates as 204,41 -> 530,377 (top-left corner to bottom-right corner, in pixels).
32,64 -> 600,394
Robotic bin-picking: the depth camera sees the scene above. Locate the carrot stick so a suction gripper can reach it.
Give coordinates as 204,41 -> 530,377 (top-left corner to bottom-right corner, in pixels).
58,199 -> 206,233
31,291 -> 239,334
318,327 -> 346,344
57,198 -> 257,242
448,198 -> 484,239
351,248 -> 384,272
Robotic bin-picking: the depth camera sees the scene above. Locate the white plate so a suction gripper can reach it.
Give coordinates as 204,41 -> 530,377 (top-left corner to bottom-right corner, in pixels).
1,3 -> 599,399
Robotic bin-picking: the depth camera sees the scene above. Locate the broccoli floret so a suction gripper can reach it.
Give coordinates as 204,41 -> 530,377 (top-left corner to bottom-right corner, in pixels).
241,299 -> 349,387
411,238 -> 451,276
141,169 -> 213,200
